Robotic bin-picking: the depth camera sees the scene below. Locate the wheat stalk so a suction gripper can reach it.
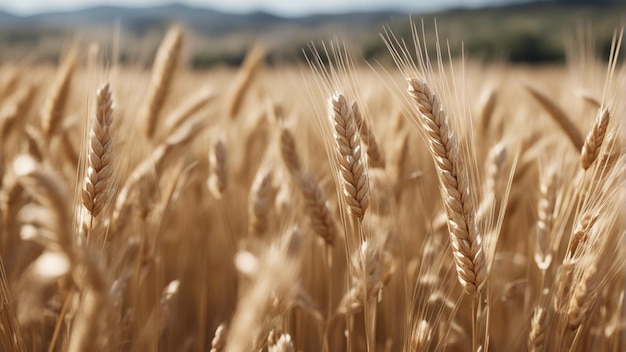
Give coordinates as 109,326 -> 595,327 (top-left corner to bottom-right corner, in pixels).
528,306 -> 547,352
248,169 -> 275,237
163,86 -> 215,134
0,83 -> 37,141
23,125 -> 46,161
409,320 -> 433,352
407,77 -> 486,296
67,253 -> 108,352
567,263 -> 598,330
524,85 -> 584,151
141,26 -> 183,139
210,324 -> 227,352
581,108 -> 610,170
0,257 -> 25,352
296,174 -> 337,246
227,45 -> 265,119
268,333 -> 295,352
535,167 -> 558,271
81,83 -> 114,220
480,88 -> 497,132
278,125 -> 336,245
328,93 -> 369,221
279,126 -> 301,175
208,137 -> 228,199
337,240 -> 393,315
111,116 -> 206,233
41,48 -> 77,141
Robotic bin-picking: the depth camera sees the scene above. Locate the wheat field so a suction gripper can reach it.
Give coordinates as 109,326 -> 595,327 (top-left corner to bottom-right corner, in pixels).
0,24 -> 624,352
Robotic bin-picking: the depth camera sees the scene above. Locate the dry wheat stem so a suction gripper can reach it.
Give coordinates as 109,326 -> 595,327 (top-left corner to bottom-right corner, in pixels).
407,77 -> 486,296
329,93 -> 369,221
67,289 -> 104,352
68,254 -> 108,352
0,258 -> 25,352
225,245 -> 298,352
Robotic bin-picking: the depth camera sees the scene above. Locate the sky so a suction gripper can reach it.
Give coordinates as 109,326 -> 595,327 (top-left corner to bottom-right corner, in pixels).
0,0 -> 522,17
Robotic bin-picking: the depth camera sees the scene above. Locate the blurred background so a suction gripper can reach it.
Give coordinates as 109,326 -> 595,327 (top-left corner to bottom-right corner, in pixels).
0,0 -> 623,67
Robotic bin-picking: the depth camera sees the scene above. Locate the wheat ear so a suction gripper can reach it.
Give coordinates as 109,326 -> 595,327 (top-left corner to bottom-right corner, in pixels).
141,26 -> 183,139
528,306 -> 547,352
480,88 -> 497,132
227,45 -> 265,119
111,116 -> 206,233
581,108 -> 610,170
278,126 -> 336,244
296,174 -> 337,246
0,83 -> 37,141
337,240 -> 391,315
268,333 -> 295,352
329,93 -> 369,221
567,263 -> 598,330
524,85 -> 584,151
0,69 -> 19,104
41,48 -> 77,141
210,324 -> 227,352
279,126 -> 301,174
163,86 -> 215,134
248,169 -> 275,237
407,78 -> 486,295
225,244 -> 298,352
208,137 -> 228,199
410,320 -> 433,352
82,83 -> 114,219
535,167 -> 557,270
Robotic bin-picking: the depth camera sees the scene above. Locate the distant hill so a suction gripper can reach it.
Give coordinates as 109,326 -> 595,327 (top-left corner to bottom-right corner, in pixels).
0,2 -> 623,66
0,4 -> 405,33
